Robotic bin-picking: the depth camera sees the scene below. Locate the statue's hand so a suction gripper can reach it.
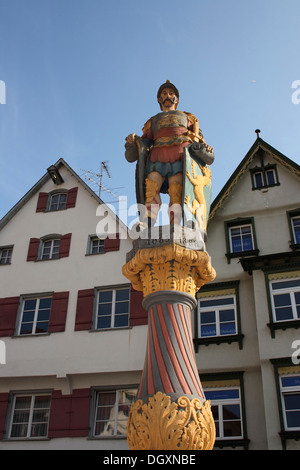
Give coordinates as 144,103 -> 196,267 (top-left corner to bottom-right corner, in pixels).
126,133 -> 136,145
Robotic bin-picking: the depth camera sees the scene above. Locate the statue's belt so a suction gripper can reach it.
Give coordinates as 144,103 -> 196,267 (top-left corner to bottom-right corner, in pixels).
153,135 -> 192,148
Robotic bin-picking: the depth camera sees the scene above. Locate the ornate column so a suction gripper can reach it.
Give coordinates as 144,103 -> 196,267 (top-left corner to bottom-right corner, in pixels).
122,227 -> 216,450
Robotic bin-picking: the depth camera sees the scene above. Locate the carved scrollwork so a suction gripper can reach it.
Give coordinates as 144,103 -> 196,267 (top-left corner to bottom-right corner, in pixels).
122,244 -> 216,297
127,391 -> 216,450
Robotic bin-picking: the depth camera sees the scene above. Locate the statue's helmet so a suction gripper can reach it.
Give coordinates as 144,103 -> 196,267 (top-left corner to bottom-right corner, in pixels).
157,80 -> 179,109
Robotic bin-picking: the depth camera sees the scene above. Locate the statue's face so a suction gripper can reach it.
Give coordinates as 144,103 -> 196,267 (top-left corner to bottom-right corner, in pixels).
158,87 -> 178,110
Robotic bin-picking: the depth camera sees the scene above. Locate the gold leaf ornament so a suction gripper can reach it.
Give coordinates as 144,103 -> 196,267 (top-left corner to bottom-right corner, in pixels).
127,391 -> 216,450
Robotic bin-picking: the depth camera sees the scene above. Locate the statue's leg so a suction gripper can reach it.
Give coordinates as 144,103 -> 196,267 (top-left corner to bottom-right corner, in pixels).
168,173 -> 183,224
145,172 -> 163,224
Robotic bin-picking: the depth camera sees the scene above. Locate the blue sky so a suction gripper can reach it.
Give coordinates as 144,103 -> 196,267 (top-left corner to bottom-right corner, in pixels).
1,0 -> 300,223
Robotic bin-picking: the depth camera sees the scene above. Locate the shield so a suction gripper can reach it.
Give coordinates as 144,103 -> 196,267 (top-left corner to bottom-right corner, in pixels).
183,145 -> 213,233
135,137 -> 149,207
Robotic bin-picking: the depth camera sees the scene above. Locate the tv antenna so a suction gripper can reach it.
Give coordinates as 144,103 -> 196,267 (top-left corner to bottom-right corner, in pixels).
81,161 -> 122,201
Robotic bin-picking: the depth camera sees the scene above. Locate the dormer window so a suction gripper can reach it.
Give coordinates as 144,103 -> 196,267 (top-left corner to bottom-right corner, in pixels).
251,164 -> 279,189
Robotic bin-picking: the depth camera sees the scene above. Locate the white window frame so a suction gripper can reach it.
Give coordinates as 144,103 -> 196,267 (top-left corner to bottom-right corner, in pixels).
280,374 -> 300,431
291,216 -> 300,245
95,287 -> 130,330
7,393 -> 51,439
40,238 -> 61,260
48,192 -> 67,211
204,387 -> 243,440
17,296 -> 52,335
93,388 -> 137,437
0,246 -> 13,265
270,277 -> 300,323
229,224 -> 254,253
197,294 -> 237,339
89,236 -> 105,255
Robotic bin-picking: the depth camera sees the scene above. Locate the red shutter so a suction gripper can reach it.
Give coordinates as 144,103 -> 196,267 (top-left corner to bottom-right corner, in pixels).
48,389 -> 90,438
36,192 -> 48,212
75,289 -> 94,331
48,292 -> 69,333
0,393 -> 9,439
69,389 -> 90,437
0,297 -> 20,337
104,233 -> 120,252
59,233 -> 72,258
66,187 -> 78,209
27,238 -> 40,261
48,390 -> 72,438
130,287 -> 148,326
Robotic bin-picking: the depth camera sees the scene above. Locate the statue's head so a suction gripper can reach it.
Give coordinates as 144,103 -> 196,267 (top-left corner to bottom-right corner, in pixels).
157,80 -> 179,110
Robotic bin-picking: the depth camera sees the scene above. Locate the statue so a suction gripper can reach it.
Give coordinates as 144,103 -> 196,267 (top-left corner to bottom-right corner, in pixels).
122,81 -> 217,450
125,80 -> 215,230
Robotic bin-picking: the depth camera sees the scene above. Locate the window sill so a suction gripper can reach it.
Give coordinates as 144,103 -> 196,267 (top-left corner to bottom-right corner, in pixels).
89,326 -> 132,333
226,250 -> 259,264
87,435 -> 127,440
214,438 -> 250,450
194,334 -> 244,351
3,437 -> 50,442
267,320 -> 300,338
279,430 -> 300,450
290,243 -> 300,251
12,333 -> 50,339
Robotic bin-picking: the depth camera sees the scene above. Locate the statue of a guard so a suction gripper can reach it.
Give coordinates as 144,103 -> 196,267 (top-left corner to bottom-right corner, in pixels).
125,80 -> 214,232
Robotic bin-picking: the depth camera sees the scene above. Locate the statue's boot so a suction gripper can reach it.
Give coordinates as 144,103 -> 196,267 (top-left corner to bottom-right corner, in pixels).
168,182 -> 183,225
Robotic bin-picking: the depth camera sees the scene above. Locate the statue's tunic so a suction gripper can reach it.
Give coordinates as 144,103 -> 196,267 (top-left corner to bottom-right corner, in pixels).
142,110 -> 202,165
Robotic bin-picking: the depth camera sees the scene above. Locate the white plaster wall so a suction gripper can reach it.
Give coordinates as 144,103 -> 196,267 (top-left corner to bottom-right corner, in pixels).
0,165 -> 147,381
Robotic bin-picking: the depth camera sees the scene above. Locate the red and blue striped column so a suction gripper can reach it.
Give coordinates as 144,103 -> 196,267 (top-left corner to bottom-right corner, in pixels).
137,291 -> 205,405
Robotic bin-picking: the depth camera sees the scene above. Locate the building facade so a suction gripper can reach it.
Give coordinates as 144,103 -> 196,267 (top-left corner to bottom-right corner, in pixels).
0,137 -> 299,450
194,137 -> 300,450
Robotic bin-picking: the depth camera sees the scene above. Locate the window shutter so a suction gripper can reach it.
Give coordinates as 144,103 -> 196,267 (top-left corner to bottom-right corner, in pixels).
27,238 -> 40,261
59,233 -> 72,258
66,187 -> 78,209
104,233 -> 120,252
130,286 -> 148,326
69,389 -> 90,437
48,391 -> 72,438
0,393 -> 9,439
36,192 -> 48,212
75,289 -> 94,331
48,292 -> 69,333
48,389 -> 90,438
0,296 -> 20,337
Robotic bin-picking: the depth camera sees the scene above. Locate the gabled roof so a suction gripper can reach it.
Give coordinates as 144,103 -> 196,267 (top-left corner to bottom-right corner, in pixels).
208,137 -> 300,222
0,158 -> 128,233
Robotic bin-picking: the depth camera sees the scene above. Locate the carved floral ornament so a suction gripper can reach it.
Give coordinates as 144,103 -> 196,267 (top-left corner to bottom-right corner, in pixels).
122,244 -> 216,297
127,391 -> 216,450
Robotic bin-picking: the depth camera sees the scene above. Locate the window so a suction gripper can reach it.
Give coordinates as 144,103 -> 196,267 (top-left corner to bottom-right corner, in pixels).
204,388 -> 243,440
18,296 -> 52,335
195,282 -> 243,349
198,295 -> 237,338
229,225 -> 254,253
250,164 -> 279,190
0,246 -> 13,265
48,192 -> 67,211
280,375 -> 300,431
41,239 -> 61,260
270,277 -> 300,322
92,388 -> 137,437
292,216 -> 300,245
288,210 -> 300,249
225,218 -> 258,262
87,236 -> 105,255
8,393 -> 51,439
95,288 -> 130,329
